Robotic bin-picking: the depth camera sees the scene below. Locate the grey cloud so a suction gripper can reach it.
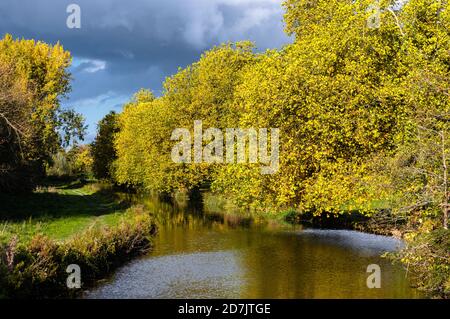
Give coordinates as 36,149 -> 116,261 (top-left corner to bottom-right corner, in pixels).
0,0 -> 291,140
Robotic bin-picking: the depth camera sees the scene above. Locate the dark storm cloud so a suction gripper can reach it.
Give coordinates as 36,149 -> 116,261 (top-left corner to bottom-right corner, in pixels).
0,0 -> 291,139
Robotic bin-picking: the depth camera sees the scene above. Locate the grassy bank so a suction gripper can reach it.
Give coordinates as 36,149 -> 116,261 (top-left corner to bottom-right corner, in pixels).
0,180 -> 133,244
0,180 -> 157,298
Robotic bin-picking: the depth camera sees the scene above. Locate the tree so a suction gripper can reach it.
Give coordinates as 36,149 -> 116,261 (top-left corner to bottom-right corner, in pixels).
114,97 -> 179,191
0,59 -> 35,191
91,111 -> 120,180
46,145 -> 93,178
114,43 -> 255,192
0,34 -> 85,192
382,0 -> 450,229
213,0 -> 408,212
69,144 -> 93,177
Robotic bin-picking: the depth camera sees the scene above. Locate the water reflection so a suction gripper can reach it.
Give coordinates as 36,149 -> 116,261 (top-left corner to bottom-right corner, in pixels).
84,192 -> 421,299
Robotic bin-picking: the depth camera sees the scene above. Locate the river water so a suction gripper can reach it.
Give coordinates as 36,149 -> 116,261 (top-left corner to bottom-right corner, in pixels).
84,193 -> 421,299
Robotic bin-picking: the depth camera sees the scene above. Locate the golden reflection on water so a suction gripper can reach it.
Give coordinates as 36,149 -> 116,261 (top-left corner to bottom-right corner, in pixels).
85,192 -> 422,299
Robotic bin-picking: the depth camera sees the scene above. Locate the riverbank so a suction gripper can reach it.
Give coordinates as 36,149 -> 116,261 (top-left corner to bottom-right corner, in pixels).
203,194 -> 404,236
0,180 -> 157,298
281,209 -> 405,238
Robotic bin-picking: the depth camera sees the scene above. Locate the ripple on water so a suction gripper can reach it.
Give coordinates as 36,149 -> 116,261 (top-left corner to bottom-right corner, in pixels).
84,251 -> 243,299
297,229 -> 404,255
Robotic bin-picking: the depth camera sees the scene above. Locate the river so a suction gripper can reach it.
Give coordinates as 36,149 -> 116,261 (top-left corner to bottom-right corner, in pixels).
84,193 -> 421,299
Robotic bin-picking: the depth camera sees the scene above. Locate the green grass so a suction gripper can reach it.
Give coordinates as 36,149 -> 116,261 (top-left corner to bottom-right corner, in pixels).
0,180 -> 132,244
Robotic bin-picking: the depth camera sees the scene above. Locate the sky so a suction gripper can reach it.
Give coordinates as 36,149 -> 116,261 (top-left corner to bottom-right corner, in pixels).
0,0 -> 292,141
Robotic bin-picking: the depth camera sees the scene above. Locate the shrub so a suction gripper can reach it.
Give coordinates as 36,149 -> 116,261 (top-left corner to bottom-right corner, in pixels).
389,229 -> 450,298
0,209 -> 156,298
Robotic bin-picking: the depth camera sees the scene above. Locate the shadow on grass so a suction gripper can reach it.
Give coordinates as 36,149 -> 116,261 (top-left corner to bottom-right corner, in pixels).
58,180 -> 90,190
0,186 -> 131,222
